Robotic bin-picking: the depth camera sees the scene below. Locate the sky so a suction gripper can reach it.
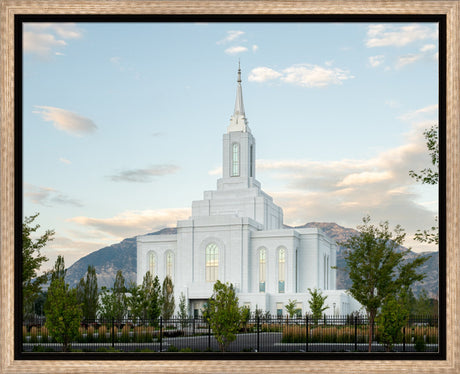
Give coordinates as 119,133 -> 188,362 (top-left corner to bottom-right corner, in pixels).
22,21 -> 439,272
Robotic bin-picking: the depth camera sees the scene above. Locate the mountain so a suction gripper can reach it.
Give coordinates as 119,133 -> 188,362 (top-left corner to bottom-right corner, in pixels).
65,223 -> 438,298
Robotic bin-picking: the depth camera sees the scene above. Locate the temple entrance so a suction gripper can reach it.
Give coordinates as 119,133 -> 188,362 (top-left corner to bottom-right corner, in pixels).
190,299 -> 209,318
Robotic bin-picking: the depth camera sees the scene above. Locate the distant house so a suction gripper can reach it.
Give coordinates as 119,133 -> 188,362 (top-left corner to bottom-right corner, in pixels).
137,66 -> 361,317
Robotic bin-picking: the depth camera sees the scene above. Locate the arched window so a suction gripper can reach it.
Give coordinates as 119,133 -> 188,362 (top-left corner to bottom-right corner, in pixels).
166,251 -> 174,279
205,243 -> 219,282
232,143 -> 239,176
259,248 -> 266,292
278,248 -> 285,293
148,251 -> 156,277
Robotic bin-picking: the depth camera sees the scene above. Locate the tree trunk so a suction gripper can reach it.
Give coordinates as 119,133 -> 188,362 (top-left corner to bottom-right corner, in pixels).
368,313 -> 375,352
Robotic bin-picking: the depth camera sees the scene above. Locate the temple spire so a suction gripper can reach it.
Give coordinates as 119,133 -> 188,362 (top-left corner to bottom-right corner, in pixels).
228,63 -> 250,133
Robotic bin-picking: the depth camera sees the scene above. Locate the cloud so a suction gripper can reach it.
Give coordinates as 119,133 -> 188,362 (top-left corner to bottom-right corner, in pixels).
217,30 -> 244,44
249,64 -> 354,88
420,44 -> 436,52
369,55 -> 384,67
282,65 -> 354,87
252,45 -> 259,53
41,236 -> 108,272
225,46 -> 248,55
23,32 -> 67,57
395,54 -> 423,69
398,104 -> 438,122
255,114 -> 438,252
59,157 -> 71,164
34,106 -> 97,136
248,67 -> 282,82
69,208 -> 190,239
366,24 -> 437,48
24,183 -> 83,207
23,23 -> 83,57
108,164 -> 180,183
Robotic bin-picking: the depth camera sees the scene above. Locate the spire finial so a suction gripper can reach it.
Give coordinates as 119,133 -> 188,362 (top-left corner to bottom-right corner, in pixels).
237,60 -> 242,83
228,63 -> 250,133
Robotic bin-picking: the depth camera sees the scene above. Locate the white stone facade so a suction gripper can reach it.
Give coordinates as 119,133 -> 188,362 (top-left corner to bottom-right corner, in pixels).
137,66 -> 361,317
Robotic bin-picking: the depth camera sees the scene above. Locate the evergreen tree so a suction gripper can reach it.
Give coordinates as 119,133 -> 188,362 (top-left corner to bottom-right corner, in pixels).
161,276 -> 175,320
22,213 -> 54,319
76,265 -> 98,321
44,255 -> 82,352
143,272 -> 162,322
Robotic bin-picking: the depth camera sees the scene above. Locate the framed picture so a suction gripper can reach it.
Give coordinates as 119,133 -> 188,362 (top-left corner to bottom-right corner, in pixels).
1,1 -> 458,373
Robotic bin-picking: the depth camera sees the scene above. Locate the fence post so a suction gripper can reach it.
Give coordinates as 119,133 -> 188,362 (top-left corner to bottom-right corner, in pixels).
354,316 -> 358,351
111,317 -> 115,348
305,316 -> 309,352
159,316 -> 163,352
257,316 -> 260,352
208,320 -> 211,351
193,318 -> 195,335
403,325 -> 406,352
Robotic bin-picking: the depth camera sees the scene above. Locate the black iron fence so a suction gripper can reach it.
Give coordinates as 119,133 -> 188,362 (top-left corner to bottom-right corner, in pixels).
22,315 -> 438,353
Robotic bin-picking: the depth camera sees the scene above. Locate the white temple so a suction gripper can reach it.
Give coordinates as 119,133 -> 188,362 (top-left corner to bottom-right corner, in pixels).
137,66 -> 360,317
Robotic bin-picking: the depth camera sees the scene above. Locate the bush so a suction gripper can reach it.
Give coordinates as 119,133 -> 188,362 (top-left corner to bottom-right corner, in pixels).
414,337 -> 426,352
167,345 -> 179,352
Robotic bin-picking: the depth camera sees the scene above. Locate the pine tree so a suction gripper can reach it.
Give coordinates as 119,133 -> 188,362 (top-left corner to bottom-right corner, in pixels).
76,265 -> 98,321
44,255 -> 82,352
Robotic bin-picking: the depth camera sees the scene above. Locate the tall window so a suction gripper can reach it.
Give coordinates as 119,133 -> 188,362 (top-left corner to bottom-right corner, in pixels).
278,248 -> 285,293
205,243 -> 219,282
166,251 -> 174,279
259,248 -> 266,292
249,145 -> 253,177
149,251 -> 156,276
232,143 -> 239,176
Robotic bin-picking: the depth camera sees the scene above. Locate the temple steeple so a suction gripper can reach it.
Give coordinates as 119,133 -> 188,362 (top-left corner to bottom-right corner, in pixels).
228,62 -> 250,133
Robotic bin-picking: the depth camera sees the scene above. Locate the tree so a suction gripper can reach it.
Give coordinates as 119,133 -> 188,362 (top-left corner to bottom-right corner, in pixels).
339,216 -> 429,352
44,255 -> 82,352
409,123 -> 439,245
98,270 -> 127,323
76,265 -> 99,321
240,306 -> 251,332
161,276 -> 175,320
284,299 -> 299,318
125,271 -> 162,324
307,288 -> 329,324
178,292 -> 189,329
142,272 -> 162,322
206,280 -> 242,352
377,295 -> 409,352
22,213 -> 54,319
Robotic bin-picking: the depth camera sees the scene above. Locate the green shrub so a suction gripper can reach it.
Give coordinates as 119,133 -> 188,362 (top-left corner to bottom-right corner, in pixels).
167,345 -> 179,352
414,337 -> 426,352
